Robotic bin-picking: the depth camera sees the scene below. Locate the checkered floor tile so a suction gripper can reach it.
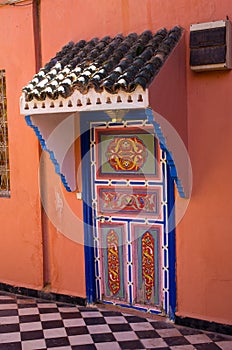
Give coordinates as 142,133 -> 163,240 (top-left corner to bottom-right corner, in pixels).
0,292 -> 231,349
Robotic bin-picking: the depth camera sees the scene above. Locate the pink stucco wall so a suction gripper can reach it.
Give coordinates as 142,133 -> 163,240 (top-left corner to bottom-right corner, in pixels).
0,0 -> 231,325
40,0 -> 232,323
0,4 -> 43,289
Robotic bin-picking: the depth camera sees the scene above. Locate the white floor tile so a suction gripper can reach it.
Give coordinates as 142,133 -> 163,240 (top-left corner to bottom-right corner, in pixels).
69,334 -> 94,346
0,331 -> 20,343
20,321 -> 42,332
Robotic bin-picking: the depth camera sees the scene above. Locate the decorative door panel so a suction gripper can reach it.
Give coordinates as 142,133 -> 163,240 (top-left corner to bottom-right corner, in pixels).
99,223 -> 126,301
97,186 -> 163,219
131,224 -> 161,306
95,127 -> 161,180
91,120 -> 169,314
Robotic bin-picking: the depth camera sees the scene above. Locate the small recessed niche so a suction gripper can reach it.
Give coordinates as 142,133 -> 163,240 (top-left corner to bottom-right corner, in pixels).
137,94 -> 143,102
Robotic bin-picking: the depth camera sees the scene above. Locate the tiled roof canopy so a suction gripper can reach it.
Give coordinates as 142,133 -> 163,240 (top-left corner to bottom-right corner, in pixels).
22,27 -> 182,102
21,26 -> 191,198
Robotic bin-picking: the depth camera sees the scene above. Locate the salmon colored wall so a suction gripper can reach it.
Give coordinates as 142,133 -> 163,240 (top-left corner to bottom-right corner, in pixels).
40,0 -> 232,324
0,0 -> 231,325
0,5 -> 43,288
39,149 -> 86,298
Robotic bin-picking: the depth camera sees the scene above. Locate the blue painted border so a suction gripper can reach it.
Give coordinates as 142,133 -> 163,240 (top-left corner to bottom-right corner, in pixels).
145,108 -> 185,198
80,119 -> 96,303
25,115 -> 72,192
167,166 -> 176,320
80,110 -> 176,316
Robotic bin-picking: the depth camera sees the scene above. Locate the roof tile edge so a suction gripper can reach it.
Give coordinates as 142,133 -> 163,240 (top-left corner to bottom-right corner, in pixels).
20,86 -> 149,115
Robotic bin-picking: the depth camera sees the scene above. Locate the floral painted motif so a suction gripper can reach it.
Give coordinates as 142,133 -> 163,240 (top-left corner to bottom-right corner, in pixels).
100,190 -> 157,214
142,231 -> 155,300
106,136 -> 147,171
107,230 -> 120,295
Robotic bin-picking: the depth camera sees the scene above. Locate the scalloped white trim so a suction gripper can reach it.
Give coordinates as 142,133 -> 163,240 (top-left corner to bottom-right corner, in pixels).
20,87 -> 148,115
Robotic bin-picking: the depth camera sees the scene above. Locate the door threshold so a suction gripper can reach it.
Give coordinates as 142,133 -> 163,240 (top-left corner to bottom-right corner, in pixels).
96,301 -> 172,322
96,300 -> 169,320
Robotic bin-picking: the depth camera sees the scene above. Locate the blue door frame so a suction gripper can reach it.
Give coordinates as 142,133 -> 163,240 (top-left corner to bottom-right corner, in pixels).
80,109 -> 176,319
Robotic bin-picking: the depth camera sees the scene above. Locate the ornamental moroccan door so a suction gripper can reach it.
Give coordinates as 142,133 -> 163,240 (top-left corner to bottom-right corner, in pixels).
89,119 -> 172,315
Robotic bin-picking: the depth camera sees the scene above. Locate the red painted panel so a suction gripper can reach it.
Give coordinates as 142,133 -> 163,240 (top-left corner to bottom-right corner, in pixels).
142,231 -> 155,301
107,229 -> 121,295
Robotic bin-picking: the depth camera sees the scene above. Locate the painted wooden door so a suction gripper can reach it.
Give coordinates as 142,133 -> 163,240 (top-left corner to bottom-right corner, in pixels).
90,119 -> 170,314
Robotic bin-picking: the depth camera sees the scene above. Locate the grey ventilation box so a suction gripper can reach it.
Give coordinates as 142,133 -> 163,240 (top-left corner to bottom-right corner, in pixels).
190,20 -> 232,71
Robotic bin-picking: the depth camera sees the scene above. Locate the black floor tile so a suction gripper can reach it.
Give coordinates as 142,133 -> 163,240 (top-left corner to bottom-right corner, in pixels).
45,336 -> 70,347
178,326 -> 203,335
0,323 -> 20,333
84,317 -> 106,325
21,329 -> 44,341
60,311 -> 82,319
109,323 -> 132,332
136,330 -> 160,338
19,314 -> 40,323
195,343 -> 222,350
0,342 -> 22,350
0,309 -> 18,316
119,339 -> 145,349
41,320 -> 64,329
101,310 -> 123,316
66,325 -> 89,335
38,307 -> 59,314
72,344 -> 97,350
151,321 -> 175,329
125,315 -> 148,323
165,335 -> 191,346
91,332 -> 116,343
0,299 -> 17,304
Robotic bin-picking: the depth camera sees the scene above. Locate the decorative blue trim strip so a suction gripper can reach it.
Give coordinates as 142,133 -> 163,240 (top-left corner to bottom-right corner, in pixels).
149,309 -> 163,315
25,115 -> 72,192
80,116 -> 96,304
167,166 -> 176,321
145,108 -> 185,198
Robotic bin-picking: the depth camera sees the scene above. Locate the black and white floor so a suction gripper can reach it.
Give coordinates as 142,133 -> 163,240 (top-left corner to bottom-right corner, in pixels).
0,292 -> 231,350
